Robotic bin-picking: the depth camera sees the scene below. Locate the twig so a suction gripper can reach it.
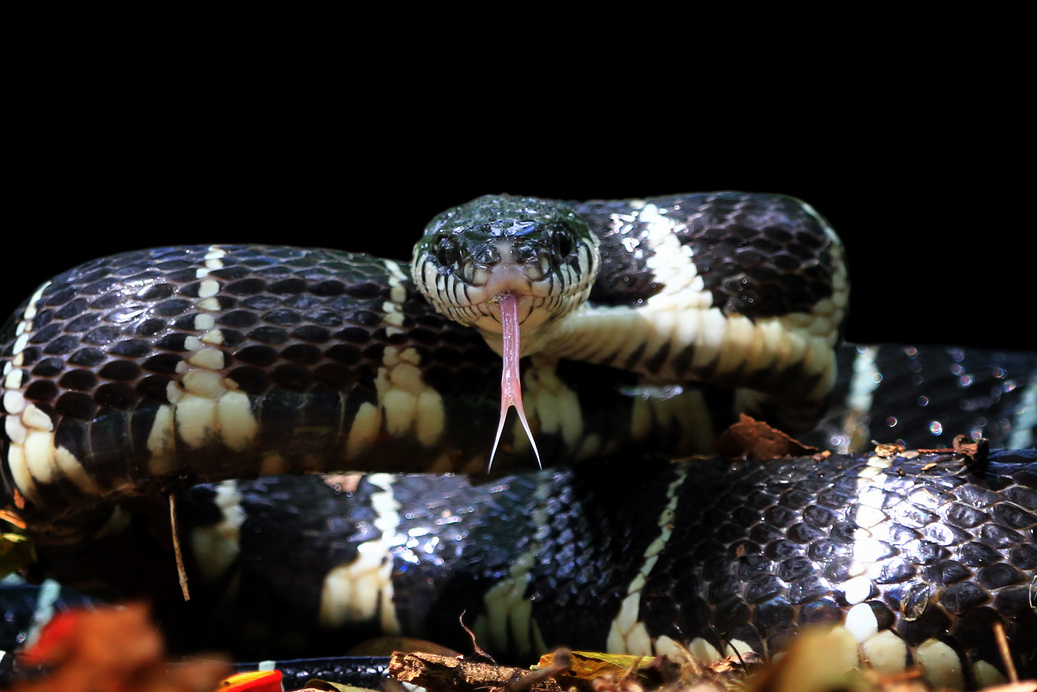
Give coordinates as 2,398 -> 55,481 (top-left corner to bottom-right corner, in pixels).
994,621 -> 1018,683
459,610 -> 495,662
168,494 -> 190,601
505,649 -> 570,692
389,650 -> 564,692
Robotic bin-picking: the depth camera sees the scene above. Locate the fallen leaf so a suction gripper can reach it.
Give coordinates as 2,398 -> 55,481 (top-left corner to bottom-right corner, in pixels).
714,415 -> 817,460
9,603 -> 229,692
539,649 -> 651,680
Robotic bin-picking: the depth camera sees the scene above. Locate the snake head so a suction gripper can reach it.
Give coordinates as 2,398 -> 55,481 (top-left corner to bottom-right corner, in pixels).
411,194 -> 600,355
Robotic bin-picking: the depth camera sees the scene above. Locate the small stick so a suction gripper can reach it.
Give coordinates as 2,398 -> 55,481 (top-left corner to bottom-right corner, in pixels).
169,494 -> 191,601
994,621 -> 1018,682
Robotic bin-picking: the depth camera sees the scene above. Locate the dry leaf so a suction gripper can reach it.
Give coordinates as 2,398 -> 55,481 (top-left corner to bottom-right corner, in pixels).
9,603 -> 229,692
714,414 -> 817,460
539,649 -> 652,680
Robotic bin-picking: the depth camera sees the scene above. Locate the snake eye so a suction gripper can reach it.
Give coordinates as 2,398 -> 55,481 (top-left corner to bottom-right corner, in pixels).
552,229 -> 575,258
433,236 -> 461,267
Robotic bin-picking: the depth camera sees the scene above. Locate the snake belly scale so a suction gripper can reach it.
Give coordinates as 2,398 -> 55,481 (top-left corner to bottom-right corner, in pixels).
0,192 -> 1035,689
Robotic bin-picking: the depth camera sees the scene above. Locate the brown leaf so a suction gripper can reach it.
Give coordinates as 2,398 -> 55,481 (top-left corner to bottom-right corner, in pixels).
10,603 -> 229,692
714,415 -> 817,460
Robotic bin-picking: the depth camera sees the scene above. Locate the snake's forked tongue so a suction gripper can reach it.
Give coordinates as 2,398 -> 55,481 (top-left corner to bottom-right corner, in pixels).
488,293 -> 541,471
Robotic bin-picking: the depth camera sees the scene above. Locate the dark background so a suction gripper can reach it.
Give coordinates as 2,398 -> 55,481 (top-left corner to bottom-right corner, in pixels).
5,100 -> 1029,353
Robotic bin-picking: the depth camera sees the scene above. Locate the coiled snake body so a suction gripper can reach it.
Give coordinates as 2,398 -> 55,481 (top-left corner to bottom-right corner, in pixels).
0,193 -> 1034,689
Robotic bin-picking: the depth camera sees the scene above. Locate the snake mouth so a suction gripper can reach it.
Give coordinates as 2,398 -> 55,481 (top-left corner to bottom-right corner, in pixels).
470,277 -> 550,330
421,264 -> 579,343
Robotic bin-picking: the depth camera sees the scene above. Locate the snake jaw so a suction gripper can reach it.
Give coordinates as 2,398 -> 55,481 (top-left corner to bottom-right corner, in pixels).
488,291 -> 541,472
418,251 -> 571,353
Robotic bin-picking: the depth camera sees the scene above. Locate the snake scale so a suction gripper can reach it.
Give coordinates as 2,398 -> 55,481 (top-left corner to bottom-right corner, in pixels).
0,192 -> 1034,689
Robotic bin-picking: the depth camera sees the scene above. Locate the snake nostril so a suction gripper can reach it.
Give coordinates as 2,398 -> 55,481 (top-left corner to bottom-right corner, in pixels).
513,245 -> 538,265
469,244 -> 500,267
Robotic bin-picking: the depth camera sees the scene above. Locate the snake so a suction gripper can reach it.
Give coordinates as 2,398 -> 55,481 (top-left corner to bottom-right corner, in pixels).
0,192 -> 1034,689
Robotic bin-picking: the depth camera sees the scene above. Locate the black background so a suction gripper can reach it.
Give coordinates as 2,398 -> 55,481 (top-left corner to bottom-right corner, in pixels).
5,96 -> 1030,353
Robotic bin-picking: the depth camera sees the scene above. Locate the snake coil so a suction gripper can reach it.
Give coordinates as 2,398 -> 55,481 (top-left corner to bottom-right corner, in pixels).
0,192 -> 1034,689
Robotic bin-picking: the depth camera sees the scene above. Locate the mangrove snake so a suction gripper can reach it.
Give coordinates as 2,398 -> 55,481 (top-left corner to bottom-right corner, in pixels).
0,192 -> 1034,689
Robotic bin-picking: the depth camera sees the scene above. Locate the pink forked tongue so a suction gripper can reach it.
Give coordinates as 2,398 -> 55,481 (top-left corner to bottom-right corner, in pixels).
488,293 -> 541,471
